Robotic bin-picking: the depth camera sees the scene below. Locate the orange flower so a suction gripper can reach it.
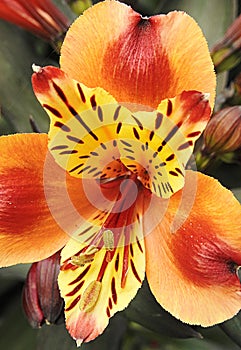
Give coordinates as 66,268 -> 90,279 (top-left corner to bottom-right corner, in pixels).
0,0 -> 70,41
0,1 -> 241,347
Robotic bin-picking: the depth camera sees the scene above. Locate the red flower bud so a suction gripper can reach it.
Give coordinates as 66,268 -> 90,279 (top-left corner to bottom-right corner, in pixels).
0,0 -> 70,42
211,14 -> 241,72
22,251 -> 64,328
203,106 -> 241,154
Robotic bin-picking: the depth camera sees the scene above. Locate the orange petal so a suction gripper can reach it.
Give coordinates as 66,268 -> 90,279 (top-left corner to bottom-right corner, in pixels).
0,134 -> 116,267
0,134 -> 68,266
60,1 -> 216,109
145,171 -> 241,327
59,228 -> 145,344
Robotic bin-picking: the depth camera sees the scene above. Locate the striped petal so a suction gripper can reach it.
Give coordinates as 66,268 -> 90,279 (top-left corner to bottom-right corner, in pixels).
58,208 -> 145,345
32,66 -> 130,180
32,66 -> 211,199
60,1 -> 216,109
118,90 -> 211,198
145,171 -> 241,327
0,134 -> 68,266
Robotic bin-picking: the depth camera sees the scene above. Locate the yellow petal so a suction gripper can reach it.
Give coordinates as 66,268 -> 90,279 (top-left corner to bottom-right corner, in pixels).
32,66 -> 131,180
118,91 -> 210,198
59,229 -> 145,344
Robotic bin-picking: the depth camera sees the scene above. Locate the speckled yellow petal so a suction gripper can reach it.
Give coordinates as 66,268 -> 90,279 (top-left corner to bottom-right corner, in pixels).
118,91 -> 210,198
59,222 -> 145,345
32,66 -> 130,180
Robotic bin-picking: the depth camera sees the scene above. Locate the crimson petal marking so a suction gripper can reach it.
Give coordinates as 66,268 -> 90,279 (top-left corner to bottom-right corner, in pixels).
59,220 -> 145,343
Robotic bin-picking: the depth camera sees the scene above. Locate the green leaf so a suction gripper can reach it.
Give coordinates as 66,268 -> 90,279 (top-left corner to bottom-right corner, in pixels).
219,311 -> 241,348
124,280 -> 202,339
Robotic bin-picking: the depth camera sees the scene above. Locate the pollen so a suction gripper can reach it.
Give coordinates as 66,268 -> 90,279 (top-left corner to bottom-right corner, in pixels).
70,253 -> 95,266
103,230 -> 114,251
79,280 -> 102,312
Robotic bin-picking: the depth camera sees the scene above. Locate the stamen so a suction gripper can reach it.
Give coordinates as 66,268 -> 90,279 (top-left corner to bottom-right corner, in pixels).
103,230 -> 114,251
70,249 -> 97,266
85,245 -> 99,255
70,255 -> 94,266
79,280 -> 102,312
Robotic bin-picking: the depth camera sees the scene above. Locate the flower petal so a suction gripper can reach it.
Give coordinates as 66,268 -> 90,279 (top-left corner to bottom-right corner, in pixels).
60,1 -> 216,108
118,90 -> 211,198
32,66 -> 130,180
0,133 -> 68,266
58,227 -> 145,344
145,171 -> 241,326
0,133 -> 115,267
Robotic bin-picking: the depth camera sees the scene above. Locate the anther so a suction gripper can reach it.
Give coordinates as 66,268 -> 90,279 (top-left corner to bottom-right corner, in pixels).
79,280 -> 102,312
103,230 -> 114,251
70,253 -> 95,267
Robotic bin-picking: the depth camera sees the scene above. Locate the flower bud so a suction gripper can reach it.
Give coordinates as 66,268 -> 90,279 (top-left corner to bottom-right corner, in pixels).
0,0 -> 70,43
22,251 -> 64,328
203,106 -> 241,155
211,14 -> 241,73
67,0 -> 92,15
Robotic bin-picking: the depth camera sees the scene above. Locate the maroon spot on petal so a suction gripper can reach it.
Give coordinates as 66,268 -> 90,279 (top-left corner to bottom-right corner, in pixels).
166,154 -> 175,161
106,307 -> 111,318
132,115 -> 143,130
54,121 -> 71,132
169,170 -> 179,176
116,122 -> 122,134
69,163 -> 84,173
187,131 -> 201,138
166,99 -> 173,116
53,82 -> 68,103
43,104 -> 62,118
178,140 -> 193,150
136,238 -> 143,253
97,106 -> 103,121
155,112 -> 163,129
149,130 -> 154,141
77,83 -> 86,103
115,253 -> 119,272
90,94 -> 97,110
66,280 -> 85,296
130,243 -> 134,257
111,277 -> 117,304
130,259 -> 142,283
51,145 -> 68,150
108,297 -> 113,310
133,127 -> 140,140
65,295 -> 81,311
67,135 -> 84,144
68,265 -> 91,285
